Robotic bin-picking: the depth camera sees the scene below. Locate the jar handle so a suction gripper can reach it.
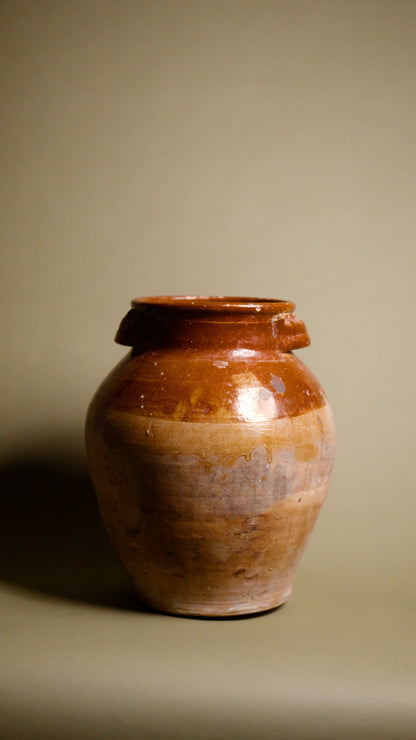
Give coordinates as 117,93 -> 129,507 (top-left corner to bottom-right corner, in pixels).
273,313 -> 311,351
115,309 -> 158,351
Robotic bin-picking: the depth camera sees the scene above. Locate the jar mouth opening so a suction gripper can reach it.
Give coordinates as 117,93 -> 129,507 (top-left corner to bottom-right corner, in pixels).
131,295 -> 295,314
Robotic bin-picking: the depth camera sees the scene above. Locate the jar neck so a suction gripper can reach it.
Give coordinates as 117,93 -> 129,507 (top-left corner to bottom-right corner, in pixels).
115,296 -> 310,353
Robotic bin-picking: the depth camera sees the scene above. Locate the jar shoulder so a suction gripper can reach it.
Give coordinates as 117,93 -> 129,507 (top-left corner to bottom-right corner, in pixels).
87,348 -> 330,425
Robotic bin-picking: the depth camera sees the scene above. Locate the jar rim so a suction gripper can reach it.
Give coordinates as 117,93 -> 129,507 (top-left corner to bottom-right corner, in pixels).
131,296 -> 295,314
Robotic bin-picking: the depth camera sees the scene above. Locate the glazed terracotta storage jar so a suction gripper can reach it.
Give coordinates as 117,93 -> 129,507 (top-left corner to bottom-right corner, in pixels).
86,296 -> 336,616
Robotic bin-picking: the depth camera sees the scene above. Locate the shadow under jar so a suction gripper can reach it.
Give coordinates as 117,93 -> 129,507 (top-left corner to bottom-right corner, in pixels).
86,296 -> 336,616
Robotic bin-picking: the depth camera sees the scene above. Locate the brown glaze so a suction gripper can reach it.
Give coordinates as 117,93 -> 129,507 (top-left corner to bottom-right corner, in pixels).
86,296 -> 336,616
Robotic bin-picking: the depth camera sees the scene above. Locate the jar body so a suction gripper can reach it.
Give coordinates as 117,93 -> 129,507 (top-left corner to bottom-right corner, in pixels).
86,297 -> 336,616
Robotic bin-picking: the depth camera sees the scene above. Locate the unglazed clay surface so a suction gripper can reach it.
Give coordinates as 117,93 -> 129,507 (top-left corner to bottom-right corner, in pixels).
86,297 -> 336,616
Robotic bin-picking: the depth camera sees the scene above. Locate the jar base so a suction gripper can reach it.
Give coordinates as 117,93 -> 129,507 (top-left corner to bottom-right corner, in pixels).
130,585 -> 292,618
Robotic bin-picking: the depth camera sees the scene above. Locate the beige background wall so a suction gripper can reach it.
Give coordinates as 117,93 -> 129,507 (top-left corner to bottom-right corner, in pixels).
1,4 -> 415,735
2,0 -> 415,587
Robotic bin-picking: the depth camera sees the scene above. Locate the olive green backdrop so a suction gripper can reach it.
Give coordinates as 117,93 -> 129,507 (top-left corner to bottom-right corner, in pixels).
1,1 -> 415,738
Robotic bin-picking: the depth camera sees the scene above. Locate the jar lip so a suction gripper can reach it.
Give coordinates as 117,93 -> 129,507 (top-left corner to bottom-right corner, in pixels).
131,296 -> 295,314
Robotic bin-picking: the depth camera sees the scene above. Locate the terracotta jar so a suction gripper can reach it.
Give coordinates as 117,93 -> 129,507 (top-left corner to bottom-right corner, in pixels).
86,296 -> 336,616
